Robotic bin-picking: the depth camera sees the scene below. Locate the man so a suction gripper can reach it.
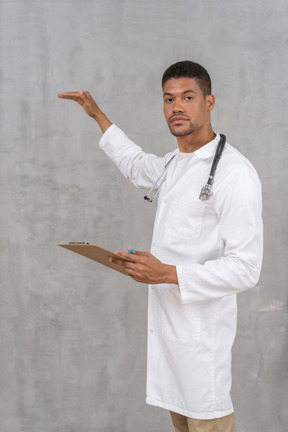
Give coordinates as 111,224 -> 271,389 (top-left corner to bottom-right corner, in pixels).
58,61 -> 263,432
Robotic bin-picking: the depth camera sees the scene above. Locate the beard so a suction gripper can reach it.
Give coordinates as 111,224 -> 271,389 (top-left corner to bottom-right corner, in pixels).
168,121 -> 195,137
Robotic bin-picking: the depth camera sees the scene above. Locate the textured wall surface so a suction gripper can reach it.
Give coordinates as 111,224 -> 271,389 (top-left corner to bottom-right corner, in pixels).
0,0 -> 287,431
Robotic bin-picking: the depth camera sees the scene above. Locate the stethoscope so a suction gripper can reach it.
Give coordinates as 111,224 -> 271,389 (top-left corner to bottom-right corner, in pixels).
144,134 -> 226,202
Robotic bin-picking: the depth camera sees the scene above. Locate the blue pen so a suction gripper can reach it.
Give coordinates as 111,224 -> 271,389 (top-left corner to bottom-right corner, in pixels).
129,248 -> 134,254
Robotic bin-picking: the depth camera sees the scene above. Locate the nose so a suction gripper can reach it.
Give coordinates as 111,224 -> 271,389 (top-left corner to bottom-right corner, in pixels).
172,97 -> 185,113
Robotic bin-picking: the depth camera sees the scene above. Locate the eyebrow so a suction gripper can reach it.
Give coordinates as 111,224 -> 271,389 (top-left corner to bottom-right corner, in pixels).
163,89 -> 198,97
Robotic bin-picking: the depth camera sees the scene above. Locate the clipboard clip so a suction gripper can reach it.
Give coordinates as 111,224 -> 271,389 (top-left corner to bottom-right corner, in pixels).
68,242 -> 90,244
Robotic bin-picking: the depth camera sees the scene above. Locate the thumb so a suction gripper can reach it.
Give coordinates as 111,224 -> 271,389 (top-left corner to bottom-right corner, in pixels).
128,248 -> 149,256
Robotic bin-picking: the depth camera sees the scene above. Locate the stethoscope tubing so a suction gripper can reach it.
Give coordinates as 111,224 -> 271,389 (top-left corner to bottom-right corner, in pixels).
199,134 -> 226,199
144,133 -> 226,202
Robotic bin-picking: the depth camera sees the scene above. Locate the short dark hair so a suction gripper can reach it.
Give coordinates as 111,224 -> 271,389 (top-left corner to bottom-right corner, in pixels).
162,60 -> 212,97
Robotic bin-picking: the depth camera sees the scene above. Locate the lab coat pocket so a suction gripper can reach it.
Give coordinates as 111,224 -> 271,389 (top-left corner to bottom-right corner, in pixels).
161,290 -> 201,347
166,198 -> 205,243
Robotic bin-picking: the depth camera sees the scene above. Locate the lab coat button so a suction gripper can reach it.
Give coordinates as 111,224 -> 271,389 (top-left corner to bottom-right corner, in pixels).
150,329 -> 153,333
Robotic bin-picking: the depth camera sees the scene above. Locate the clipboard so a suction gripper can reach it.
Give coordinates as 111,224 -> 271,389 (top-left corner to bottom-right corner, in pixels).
58,243 -> 132,275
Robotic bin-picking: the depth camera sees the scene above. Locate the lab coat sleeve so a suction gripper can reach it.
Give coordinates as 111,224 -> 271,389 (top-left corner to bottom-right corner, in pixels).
99,124 -> 166,189
176,168 -> 263,304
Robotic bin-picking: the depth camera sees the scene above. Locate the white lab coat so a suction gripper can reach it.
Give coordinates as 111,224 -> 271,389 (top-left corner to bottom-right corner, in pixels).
99,124 -> 263,420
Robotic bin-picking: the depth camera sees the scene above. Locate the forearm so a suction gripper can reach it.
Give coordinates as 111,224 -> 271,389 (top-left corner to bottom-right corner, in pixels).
99,124 -> 167,189
92,108 -> 112,133
175,168 -> 263,304
177,249 -> 263,304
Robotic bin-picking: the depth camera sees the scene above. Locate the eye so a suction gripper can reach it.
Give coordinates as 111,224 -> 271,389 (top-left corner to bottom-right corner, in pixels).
164,98 -> 173,103
185,96 -> 194,101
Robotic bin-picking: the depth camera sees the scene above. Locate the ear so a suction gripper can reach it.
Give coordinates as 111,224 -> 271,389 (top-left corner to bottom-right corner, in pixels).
206,94 -> 215,112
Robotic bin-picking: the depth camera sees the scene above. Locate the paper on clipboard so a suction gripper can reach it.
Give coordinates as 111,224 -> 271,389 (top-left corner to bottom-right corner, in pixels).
58,243 -> 132,275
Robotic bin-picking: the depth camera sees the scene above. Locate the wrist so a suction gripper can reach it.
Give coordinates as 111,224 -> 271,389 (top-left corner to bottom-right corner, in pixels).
93,110 -> 112,133
161,264 -> 178,284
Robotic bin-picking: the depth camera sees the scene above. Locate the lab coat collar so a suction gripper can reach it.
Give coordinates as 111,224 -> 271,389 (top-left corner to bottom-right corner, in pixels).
193,133 -> 220,160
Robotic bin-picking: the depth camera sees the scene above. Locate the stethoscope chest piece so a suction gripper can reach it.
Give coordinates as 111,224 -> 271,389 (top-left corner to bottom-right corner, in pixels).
199,182 -> 213,200
199,134 -> 226,201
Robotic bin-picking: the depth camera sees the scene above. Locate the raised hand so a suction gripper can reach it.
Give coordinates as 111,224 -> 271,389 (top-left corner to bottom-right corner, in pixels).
57,90 -> 112,133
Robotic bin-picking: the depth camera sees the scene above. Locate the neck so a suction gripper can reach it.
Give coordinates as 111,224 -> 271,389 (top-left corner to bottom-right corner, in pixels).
177,127 -> 216,153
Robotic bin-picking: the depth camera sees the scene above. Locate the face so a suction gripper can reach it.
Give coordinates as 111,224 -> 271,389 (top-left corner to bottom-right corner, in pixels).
163,77 -> 215,137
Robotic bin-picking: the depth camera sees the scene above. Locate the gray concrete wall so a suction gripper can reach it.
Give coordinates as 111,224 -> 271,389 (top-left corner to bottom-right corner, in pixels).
0,0 -> 287,431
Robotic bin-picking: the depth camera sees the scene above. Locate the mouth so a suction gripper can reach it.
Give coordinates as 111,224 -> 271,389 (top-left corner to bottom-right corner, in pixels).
170,116 -> 189,124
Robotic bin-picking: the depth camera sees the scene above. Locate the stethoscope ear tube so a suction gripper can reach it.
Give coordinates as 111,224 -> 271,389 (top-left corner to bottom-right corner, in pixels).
199,134 -> 226,200
144,153 -> 177,202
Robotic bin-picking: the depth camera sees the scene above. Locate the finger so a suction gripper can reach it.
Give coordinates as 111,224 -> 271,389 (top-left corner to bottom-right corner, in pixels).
114,251 -> 133,259
109,257 -> 141,276
122,266 -> 142,279
57,91 -> 81,99
124,246 -> 150,257
131,250 -> 150,256
58,92 -> 88,108
109,257 -> 126,267
81,90 -> 92,99
120,250 -> 150,260
112,251 -> 133,261
115,251 -> 144,262
109,254 -> 137,266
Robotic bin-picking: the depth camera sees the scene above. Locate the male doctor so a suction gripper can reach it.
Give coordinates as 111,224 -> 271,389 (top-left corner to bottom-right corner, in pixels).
58,60 -> 263,432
